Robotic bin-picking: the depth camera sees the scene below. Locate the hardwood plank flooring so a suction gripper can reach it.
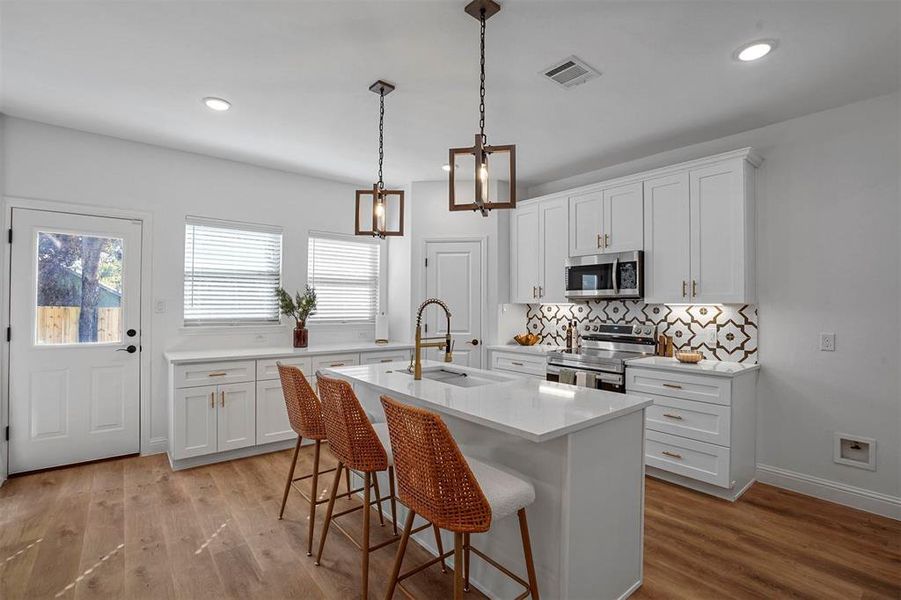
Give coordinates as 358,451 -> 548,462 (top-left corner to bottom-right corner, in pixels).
1,449 -> 898,599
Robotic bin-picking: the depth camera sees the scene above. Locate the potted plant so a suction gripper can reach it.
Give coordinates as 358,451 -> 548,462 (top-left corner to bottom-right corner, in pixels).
276,285 -> 317,348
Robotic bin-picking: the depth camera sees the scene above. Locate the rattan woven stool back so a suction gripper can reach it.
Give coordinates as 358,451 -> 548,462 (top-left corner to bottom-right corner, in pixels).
316,373 -> 388,473
277,363 -> 326,440
380,395 -> 492,534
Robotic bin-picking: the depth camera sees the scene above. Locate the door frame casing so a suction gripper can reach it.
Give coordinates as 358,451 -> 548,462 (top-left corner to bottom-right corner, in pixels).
0,196 -> 154,484
417,235 -> 489,368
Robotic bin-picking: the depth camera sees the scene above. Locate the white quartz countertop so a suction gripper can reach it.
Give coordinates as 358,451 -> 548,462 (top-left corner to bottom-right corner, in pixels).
164,341 -> 413,364
322,360 -> 652,443
485,344 -> 564,356
626,356 -> 760,377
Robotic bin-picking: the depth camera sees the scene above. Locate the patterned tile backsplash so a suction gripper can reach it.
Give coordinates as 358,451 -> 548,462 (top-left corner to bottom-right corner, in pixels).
526,301 -> 758,363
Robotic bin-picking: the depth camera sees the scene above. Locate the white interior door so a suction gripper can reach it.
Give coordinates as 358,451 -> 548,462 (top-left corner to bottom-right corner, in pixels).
423,240 -> 483,368
8,208 -> 142,473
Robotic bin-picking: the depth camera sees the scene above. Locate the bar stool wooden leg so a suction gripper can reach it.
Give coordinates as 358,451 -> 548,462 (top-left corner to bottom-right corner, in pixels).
279,436 -> 302,519
362,472 -> 372,600
463,532 -> 470,590
372,474 -> 385,527
518,508 -> 539,600
453,532 -> 464,600
385,510 -> 416,600
388,467 -> 398,536
315,462 -> 344,566
306,440 -> 322,556
345,468 -> 353,499
434,526 -> 447,573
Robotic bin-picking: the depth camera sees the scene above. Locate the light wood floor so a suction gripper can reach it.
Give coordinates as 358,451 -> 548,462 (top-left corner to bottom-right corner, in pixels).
0,448 -> 898,599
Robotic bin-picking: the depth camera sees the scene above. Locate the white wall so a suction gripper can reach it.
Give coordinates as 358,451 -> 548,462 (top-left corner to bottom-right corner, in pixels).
529,92 -> 901,501
1,117 -> 393,455
408,180 -> 510,358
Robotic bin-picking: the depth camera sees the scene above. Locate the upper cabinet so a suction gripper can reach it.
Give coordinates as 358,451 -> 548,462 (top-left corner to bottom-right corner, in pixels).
511,197 -> 569,303
509,148 -> 760,305
644,155 -> 757,304
569,183 -> 643,256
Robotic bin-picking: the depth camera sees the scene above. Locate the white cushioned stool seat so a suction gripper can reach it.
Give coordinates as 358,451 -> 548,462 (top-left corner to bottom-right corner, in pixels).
465,457 -> 535,522
371,422 -> 394,467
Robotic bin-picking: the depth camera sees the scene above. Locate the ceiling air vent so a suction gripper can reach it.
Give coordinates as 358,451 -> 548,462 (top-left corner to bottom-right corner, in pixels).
542,55 -> 600,89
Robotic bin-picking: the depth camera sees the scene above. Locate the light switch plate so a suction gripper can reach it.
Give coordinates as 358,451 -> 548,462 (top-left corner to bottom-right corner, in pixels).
819,332 -> 835,351
154,299 -> 167,314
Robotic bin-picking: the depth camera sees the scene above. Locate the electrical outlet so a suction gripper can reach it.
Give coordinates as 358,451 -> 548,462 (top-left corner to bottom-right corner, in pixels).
819,332 -> 835,352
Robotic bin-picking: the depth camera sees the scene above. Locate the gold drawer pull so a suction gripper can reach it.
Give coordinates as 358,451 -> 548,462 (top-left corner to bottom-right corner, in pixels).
209,392 -> 215,408
329,362 -> 345,367
208,371 -> 227,377
511,361 -> 524,367
662,413 -> 683,420
662,451 -> 683,459
220,391 -> 225,407
662,383 -> 683,389
380,359 -> 394,363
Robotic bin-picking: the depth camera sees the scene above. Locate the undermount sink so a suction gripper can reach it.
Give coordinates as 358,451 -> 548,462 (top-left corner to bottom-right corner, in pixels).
402,367 -> 507,388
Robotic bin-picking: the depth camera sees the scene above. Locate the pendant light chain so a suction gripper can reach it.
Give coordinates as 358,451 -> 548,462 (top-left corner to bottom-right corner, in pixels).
377,86 -> 385,190
479,8 -> 486,144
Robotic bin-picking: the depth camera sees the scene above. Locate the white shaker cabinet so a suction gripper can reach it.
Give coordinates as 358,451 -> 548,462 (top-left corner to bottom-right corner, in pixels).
643,173 -> 691,303
510,202 -> 541,303
172,385 -> 219,459
569,183 -> 643,257
644,152 -> 758,304
216,382 -> 256,452
538,197 -> 569,303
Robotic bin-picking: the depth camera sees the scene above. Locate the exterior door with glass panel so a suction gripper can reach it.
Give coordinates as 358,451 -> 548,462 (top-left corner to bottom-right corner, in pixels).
423,240 -> 483,368
8,209 -> 142,473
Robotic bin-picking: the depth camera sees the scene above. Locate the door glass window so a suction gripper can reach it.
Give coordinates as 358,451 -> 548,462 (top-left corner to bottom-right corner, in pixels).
35,231 -> 124,345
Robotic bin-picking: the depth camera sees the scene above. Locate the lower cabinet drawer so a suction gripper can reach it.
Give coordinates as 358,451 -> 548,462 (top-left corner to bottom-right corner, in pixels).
645,395 -> 731,446
256,357 -> 312,381
627,367 -> 730,406
645,430 -> 731,488
490,352 -> 546,377
174,360 -> 256,388
311,353 -> 360,373
361,350 -> 412,365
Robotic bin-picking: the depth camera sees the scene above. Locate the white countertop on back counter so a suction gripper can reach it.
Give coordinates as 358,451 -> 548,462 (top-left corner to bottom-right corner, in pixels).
485,344 -> 564,356
164,341 -> 414,364
626,356 -> 760,377
322,360 -> 652,443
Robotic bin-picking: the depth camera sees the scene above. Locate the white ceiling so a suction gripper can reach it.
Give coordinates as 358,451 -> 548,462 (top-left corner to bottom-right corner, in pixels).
1,1 -> 898,188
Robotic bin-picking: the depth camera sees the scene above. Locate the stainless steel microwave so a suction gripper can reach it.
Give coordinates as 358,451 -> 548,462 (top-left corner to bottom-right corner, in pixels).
564,251 -> 643,300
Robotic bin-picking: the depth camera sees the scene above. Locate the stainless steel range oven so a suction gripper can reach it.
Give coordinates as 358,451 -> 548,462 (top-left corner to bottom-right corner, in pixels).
564,250 -> 643,300
546,323 -> 656,393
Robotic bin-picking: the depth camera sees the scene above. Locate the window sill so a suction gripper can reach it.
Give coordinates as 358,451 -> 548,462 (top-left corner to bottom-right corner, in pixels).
179,324 -> 289,336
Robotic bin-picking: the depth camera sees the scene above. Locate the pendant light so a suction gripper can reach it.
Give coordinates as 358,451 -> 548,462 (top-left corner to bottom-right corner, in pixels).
448,0 -> 516,216
355,80 -> 405,238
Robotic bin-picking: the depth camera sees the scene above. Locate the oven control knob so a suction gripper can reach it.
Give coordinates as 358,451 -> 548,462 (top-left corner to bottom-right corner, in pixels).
632,325 -> 641,334
592,325 -> 599,332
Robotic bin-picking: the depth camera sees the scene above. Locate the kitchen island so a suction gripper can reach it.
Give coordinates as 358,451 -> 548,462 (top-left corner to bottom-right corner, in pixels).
322,360 -> 652,600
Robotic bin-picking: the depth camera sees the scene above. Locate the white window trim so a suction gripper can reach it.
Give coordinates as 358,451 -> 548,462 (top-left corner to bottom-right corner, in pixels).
183,215 -> 284,328
307,230 -> 387,325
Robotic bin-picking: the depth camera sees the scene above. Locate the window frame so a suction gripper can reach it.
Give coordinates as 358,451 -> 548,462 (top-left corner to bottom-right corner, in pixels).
306,231 -> 387,326
183,216 -> 284,329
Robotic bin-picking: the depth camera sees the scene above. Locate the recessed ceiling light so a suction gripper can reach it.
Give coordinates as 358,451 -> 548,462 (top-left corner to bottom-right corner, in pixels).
734,40 -> 777,62
203,97 -> 231,111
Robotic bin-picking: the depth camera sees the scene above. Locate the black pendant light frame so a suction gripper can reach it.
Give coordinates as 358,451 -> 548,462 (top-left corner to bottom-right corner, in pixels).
355,80 -> 405,238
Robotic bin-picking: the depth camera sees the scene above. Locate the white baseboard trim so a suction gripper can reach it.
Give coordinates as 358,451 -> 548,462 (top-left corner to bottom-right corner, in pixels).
756,464 -> 900,520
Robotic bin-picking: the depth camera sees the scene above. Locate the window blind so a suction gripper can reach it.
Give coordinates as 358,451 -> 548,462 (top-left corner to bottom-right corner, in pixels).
184,218 -> 282,326
308,233 -> 380,323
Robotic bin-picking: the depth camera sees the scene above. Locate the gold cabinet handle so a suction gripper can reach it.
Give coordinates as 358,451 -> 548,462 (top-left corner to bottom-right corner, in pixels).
208,371 -> 227,377
605,233 -> 610,247
692,280 -> 698,297
662,450 -> 683,459
511,361 -> 524,367
681,280 -> 687,298
329,362 -> 345,367
532,286 -> 537,299
537,285 -> 543,298
220,391 -> 225,407
662,383 -> 683,389
662,413 -> 684,420
380,358 -> 393,363
210,391 -> 215,408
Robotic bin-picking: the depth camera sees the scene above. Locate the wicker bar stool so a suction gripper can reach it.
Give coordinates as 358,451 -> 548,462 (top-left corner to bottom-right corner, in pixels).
380,395 -> 540,600
276,363 -> 352,556
315,373 -> 445,600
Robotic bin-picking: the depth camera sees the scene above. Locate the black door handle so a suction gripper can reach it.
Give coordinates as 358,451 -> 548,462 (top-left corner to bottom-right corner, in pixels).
126,328 -> 137,337
116,345 -> 137,354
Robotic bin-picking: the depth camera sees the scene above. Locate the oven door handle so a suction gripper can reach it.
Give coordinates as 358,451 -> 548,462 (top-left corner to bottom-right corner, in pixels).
546,363 -> 623,385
